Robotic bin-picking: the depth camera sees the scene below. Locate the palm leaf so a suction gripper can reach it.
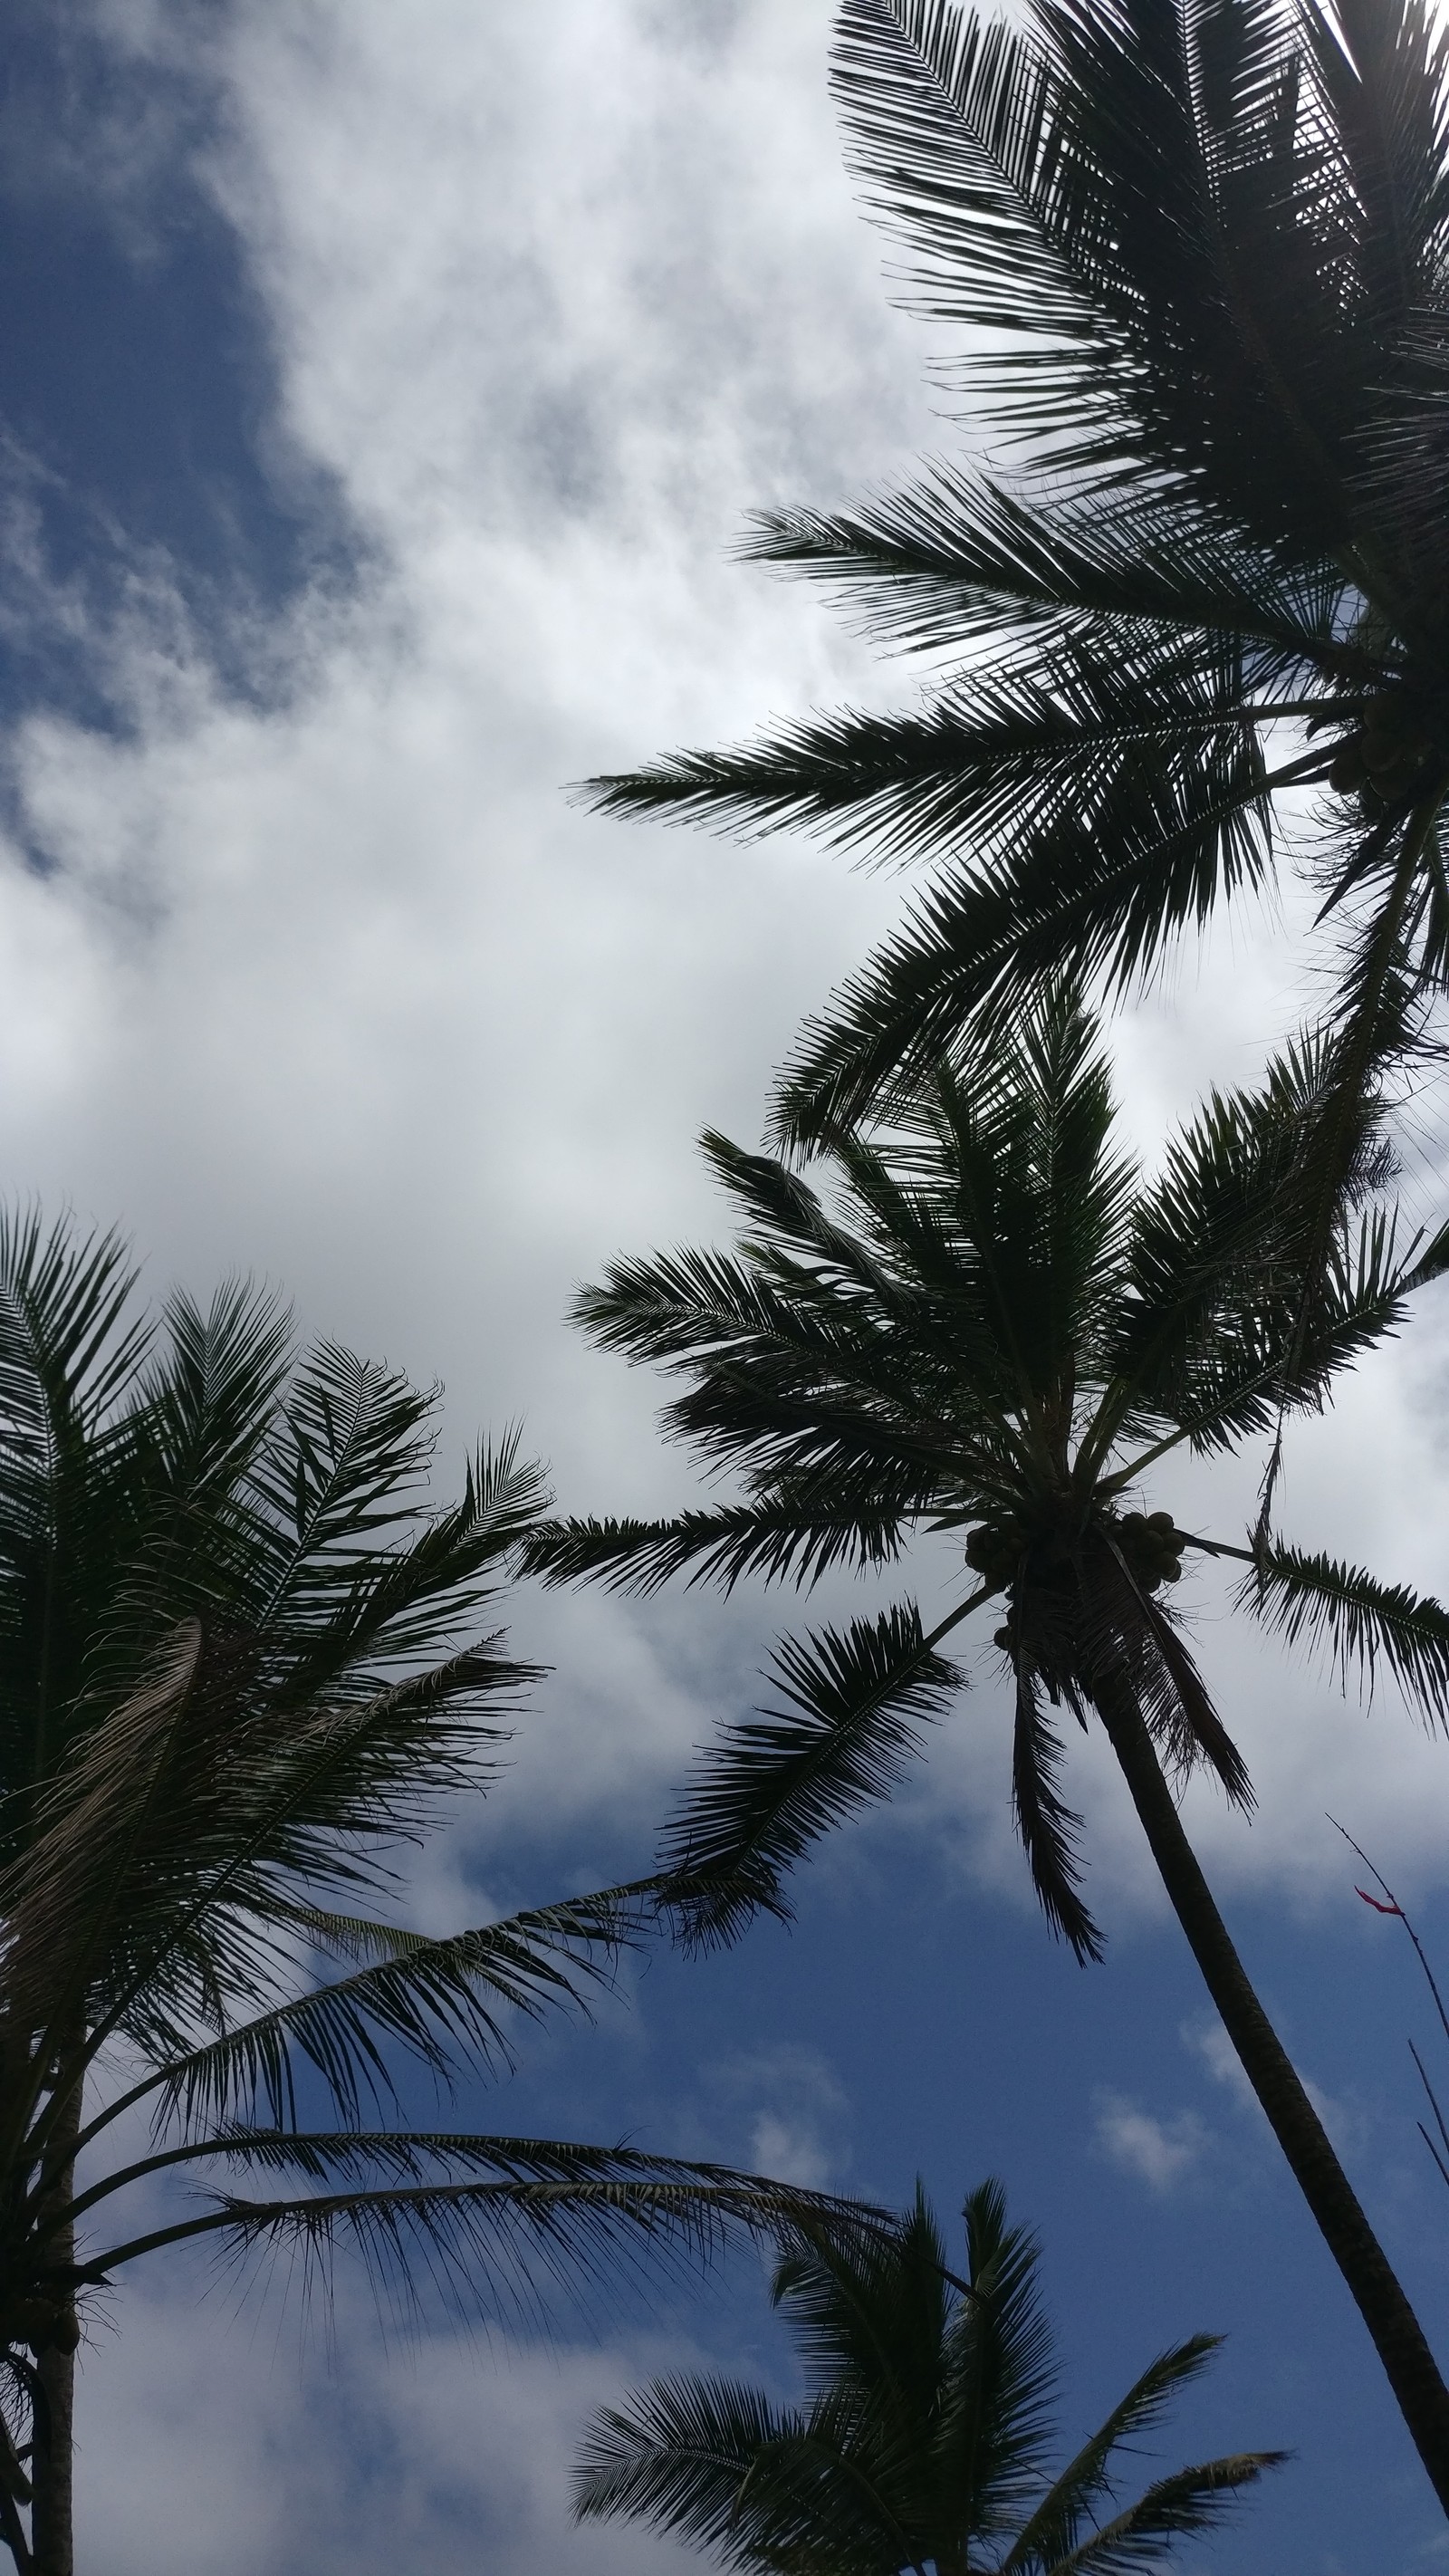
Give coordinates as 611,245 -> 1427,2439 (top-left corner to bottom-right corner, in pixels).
740,469 -> 1356,672
520,1503 -> 909,1595
766,736 -> 1281,1150
1038,2448 -> 1288,2574
1000,2333 -> 1223,2568
1242,1543 -> 1449,1721
76,2135 -> 877,2334
658,1606 -> 964,1946
95,1880 -> 662,2137
947,2177 -> 1058,2535
1011,1665 -> 1102,1963
580,647 -> 1276,876
573,2374 -> 811,2568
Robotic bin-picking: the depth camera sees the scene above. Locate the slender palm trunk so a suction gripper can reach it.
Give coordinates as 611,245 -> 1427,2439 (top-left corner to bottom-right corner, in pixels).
30,2342 -> 72,2576
1093,1669 -> 1449,2516
29,2071 -> 81,2576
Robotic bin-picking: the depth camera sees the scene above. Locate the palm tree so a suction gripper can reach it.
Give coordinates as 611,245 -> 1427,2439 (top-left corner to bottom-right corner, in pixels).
525,985 -> 1449,2508
0,1215 -> 858,2576
581,0 -> 1449,1260
575,2178 -> 1283,2574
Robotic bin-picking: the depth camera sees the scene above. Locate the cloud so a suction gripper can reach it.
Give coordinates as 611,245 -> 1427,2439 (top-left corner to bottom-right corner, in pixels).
1094,2091 -> 1209,2195
1182,2016 -> 1370,2162
704,2041 -> 849,2188
3,0 -> 1448,1922
74,2266 -> 707,2576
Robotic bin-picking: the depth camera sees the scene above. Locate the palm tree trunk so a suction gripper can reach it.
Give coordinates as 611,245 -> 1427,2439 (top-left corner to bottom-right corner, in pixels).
29,2071 -> 81,2576
1093,1669 -> 1449,2516
30,2341 -> 72,2576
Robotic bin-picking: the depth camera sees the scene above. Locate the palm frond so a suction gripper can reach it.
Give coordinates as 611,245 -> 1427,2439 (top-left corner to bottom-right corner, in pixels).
1242,1542 -> 1449,1722
767,737 -> 1276,1150
573,2374 -> 810,2567
1038,2448 -> 1287,2574
520,1503 -> 908,1595
581,648 -> 1275,879
741,469 -> 1356,672
120,1880 -> 659,2135
1000,2332 -> 1223,2568
82,2136 -> 874,2336
1,1610 -> 541,2088
829,0 -> 1144,450
658,1607 -> 963,1946
1011,1665 -> 1102,1963
949,2177 -> 1058,2534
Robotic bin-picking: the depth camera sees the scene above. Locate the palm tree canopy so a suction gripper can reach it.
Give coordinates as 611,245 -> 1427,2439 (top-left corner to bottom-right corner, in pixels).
0,1216 -> 867,2551
581,0 -> 1449,1150
574,2178 -> 1285,2574
525,988 -> 1449,1956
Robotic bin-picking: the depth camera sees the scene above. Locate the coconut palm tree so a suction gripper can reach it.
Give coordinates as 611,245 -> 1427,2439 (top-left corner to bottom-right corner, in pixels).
581,0 -> 1449,1254
525,985 -> 1449,2507
575,2178 -> 1283,2575
0,1215 -> 856,2576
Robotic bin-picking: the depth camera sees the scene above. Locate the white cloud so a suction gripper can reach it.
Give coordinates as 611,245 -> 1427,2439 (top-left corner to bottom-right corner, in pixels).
1094,2091 -> 1209,2195
1185,2016 -> 1260,2109
73,2266 -> 708,2576
705,2041 -> 849,2188
4,0 -> 1447,1916
1183,2016 -> 1371,2163
749,2112 -> 834,2190
11,0 -> 1449,2559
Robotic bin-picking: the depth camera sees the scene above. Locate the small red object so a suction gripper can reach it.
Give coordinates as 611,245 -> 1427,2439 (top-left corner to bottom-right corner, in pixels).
1357,1887 -> 1404,1917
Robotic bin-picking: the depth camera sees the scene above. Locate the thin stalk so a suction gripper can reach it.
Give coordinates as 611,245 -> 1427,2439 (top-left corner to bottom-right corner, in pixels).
1092,1668 -> 1449,2514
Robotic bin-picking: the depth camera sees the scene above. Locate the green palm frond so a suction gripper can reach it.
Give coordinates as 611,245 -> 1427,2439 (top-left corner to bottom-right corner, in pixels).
573,1235 -> 1002,1504
947,2178 -> 1059,2535
520,1503 -> 910,1595
574,2374 -> 812,2571
1011,1668 -> 1101,1964
658,1606 -> 964,1946
1036,2449 -> 1287,2574
580,649 -> 1277,882
76,2136 -> 870,2335
575,2177 -> 1273,2573
739,471 -> 1355,670
1001,2333 -> 1222,2568
114,1879 -> 660,2134
1242,1543 -> 1449,1722
766,745 -> 1281,1150
0,1213 -> 154,1831
0,1591 -> 540,2100
1097,1008 -> 1443,1453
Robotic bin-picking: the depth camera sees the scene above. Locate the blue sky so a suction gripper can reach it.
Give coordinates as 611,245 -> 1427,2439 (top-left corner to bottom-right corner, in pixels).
6,4 -> 1449,2571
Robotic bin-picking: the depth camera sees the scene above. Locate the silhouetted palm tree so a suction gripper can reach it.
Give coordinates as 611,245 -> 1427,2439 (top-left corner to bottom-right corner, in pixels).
576,2179 -> 1283,2575
583,0 -> 1449,1267
528,987 -> 1449,2507
0,1216 -> 852,2576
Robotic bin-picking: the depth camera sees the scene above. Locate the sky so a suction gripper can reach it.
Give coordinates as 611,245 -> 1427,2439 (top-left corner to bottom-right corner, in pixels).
7,2 -> 1449,2570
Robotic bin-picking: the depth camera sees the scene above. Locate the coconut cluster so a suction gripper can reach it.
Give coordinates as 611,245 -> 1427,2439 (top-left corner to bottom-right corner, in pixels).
1329,693 -> 1443,808
962,1505 -> 1185,1659
1113,1508 -> 1185,1590
963,1516 -> 1028,1591
0,2291 -> 79,2355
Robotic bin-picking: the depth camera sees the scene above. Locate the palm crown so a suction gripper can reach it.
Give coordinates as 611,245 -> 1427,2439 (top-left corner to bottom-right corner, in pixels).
527,986 -> 1449,2505
529,985 -> 1449,1959
584,0 -> 1449,1176
0,1216 -> 852,2574
574,2178 -> 1284,2575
